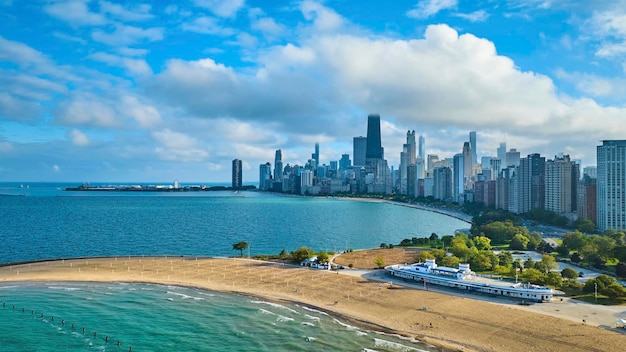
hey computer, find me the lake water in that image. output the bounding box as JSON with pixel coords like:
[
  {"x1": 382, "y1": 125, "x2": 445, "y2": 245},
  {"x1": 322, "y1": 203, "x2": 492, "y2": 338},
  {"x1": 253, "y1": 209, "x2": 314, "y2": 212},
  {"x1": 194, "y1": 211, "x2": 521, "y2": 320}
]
[{"x1": 0, "y1": 182, "x2": 467, "y2": 351}]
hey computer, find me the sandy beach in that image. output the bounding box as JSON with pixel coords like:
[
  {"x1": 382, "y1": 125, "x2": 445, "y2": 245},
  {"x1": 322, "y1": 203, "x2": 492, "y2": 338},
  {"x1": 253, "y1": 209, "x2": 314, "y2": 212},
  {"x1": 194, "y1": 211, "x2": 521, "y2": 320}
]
[{"x1": 1, "y1": 256, "x2": 624, "y2": 352}]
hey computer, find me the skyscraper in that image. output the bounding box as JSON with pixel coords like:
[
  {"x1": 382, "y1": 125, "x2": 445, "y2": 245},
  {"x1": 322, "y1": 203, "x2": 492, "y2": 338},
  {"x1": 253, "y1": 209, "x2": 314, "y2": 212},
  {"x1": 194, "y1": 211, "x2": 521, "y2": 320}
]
[
  {"x1": 365, "y1": 114, "x2": 383, "y2": 159},
  {"x1": 339, "y1": 154, "x2": 351, "y2": 170},
  {"x1": 259, "y1": 162, "x2": 272, "y2": 190},
  {"x1": 597, "y1": 140, "x2": 626, "y2": 230},
  {"x1": 497, "y1": 142, "x2": 506, "y2": 172},
  {"x1": 353, "y1": 136, "x2": 367, "y2": 167},
  {"x1": 274, "y1": 149, "x2": 283, "y2": 182},
  {"x1": 232, "y1": 159, "x2": 242, "y2": 189},
  {"x1": 519, "y1": 153, "x2": 545, "y2": 213},
  {"x1": 469, "y1": 131, "x2": 477, "y2": 166},
  {"x1": 506, "y1": 149, "x2": 521, "y2": 168},
  {"x1": 462, "y1": 142, "x2": 472, "y2": 190},
  {"x1": 312, "y1": 143, "x2": 320, "y2": 167},
  {"x1": 545, "y1": 155, "x2": 579, "y2": 215},
  {"x1": 453, "y1": 153, "x2": 464, "y2": 203},
  {"x1": 418, "y1": 135, "x2": 425, "y2": 159}
]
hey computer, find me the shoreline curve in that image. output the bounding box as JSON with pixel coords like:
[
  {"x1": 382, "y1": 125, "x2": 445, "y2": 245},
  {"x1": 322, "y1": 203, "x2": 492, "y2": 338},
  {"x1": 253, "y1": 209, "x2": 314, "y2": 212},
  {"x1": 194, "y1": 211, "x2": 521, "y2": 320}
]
[{"x1": 1, "y1": 256, "x2": 624, "y2": 352}]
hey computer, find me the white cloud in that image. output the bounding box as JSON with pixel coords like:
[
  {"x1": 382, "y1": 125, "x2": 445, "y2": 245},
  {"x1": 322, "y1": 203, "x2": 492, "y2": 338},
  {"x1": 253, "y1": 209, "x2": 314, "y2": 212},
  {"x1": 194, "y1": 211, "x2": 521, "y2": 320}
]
[
  {"x1": 0, "y1": 92, "x2": 42, "y2": 122},
  {"x1": 56, "y1": 96, "x2": 120, "y2": 128},
  {"x1": 193, "y1": 0, "x2": 245, "y2": 18},
  {"x1": 454, "y1": 10, "x2": 489, "y2": 23},
  {"x1": 117, "y1": 47, "x2": 149, "y2": 56},
  {"x1": 251, "y1": 17, "x2": 286, "y2": 40},
  {"x1": 406, "y1": 0, "x2": 457, "y2": 19},
  {"x1": 300, "y1": 1, "x2": 345, "y2": 32},
  {"x1": 68, "y1": 129, "x2": 90, "y2": 146},
  {"x1": 181, "y1": 16, "x2": 236, "y2": 35},
  {"x1": 99, "y1": 1, "x2": 153, "y2": 22},
  {"x1": 0, "y1": 36, "x2": 50, "y2": 68},
  {"x1": 92, "y1": 24, "x2": 163, "y2": 46},
  {"x1": 44, "y1": 0, "x2": 107, "y2": 26},
  {"x1": 53, "y1": 165, "x2": 61, "y2": 172},
  {"x1": 584, "y1": 3, "x2": 626, "y2": 59},
  {"x1": 152, "y1": 129, "x2": 209, "y2": 161},
  {"x1": 120, "y1": 96, "x2": 162, "y2": 128},
  {"x1": 88, "y1": 51, "x2": 152, "y2": 75}
]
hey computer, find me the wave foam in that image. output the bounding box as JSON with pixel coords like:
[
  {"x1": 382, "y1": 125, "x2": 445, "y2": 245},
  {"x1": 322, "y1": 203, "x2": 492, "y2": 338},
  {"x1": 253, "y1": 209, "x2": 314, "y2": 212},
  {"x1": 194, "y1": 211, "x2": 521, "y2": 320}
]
[
  {"x1": 166, "y1": 291, "x2": 204, "y2": 301},
  {"x1": 373, "y1": 338, "x2": 428, "y2": 352}
]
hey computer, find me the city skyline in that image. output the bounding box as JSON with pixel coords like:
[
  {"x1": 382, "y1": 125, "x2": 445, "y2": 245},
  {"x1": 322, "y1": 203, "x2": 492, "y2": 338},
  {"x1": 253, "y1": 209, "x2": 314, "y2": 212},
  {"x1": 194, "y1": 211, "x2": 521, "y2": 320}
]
[{"x1": 2, "y1": 1, "x2": 626, "y2": 182}]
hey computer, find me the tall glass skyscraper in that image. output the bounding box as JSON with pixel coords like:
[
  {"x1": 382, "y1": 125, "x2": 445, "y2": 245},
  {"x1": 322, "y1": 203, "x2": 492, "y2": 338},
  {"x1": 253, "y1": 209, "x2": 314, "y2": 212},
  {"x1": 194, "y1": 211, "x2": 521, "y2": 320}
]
[
  {"x1": 597, "y1": 140, "x2": 626, "y2": 230},
  {"x1": 274, "y1": 149, "x2": 283, "y2": 182},
  {"x1": 469, "y1": 131, "x2": 477, "y2": 166},
  {"x1": 353, "y1": 136, "x2": 367, "y2": 167},
  {"x1": 365, "y1": 114, "x2": 383, "y2": 159},
  {"x1": 232, "y1": 159, "x2": 242, "y2": 189}
]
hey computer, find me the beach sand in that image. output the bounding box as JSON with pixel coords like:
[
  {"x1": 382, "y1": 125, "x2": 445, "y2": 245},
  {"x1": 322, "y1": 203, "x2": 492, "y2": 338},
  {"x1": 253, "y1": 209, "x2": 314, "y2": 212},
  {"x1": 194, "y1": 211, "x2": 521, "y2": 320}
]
[{"x1": 1, "y1": 256, "x2": 624, "y2": 352}]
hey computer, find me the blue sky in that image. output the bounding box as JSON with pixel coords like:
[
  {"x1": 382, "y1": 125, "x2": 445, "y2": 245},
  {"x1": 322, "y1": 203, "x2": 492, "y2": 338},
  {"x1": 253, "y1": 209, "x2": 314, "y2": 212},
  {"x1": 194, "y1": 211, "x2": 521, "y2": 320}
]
[{"x1": 1, "y1": 0, "x2": 626, "y2": 183}]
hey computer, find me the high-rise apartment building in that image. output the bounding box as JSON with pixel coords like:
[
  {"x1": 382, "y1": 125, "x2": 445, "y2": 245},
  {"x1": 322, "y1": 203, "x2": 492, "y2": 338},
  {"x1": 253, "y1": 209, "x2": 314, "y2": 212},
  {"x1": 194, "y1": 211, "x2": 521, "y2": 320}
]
[
  {"x1": 453, "y1": 153, "x2": 464, "y2": 203},
  {"x1": 353, "y1": 136, "x2": 367, "y2": 167},
  {"x1": 469, "y1": 131, "x2": 477, "y2": 166},
  {"x1": 597, "y1": 140, "x2": 626, "y2": 230},
  {"x1": 418, "y1": 135, "x2": 425, "y2": 159},
  {"x1": 519, "y1": 153, "x2": 545, "y2": 213},
  {"x1": 274, "y1": 149, "x2": 283, "y2": 182},
  {"x1": 506, "y1": 149, "x2": 521, "y2": 168},
  {"x1": 578, "y1": 175, "x2": 597, "y2": 225},
  {"x1": 259, "y1": 162, "x2": 272, "y2": 190},
  {"x1": 427, "y1": 154, "x2": 439, "y2": 174},
  {"x1": 232, "y1": 159, "x2": 242, "y2": 189},
  {"x1": 544, "y1": 155, "x2": 579, "y2": 215},
  {"x1": 433, "y1": 166, "x2": 453, "y2": 202}
]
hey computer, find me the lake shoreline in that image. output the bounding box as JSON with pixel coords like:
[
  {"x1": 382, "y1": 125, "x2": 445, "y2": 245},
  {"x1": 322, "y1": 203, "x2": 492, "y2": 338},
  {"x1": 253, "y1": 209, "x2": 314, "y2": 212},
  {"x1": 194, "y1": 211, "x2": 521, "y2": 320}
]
[{"x1": 1, "y1": 256, "x2": 623, "y2": 352}]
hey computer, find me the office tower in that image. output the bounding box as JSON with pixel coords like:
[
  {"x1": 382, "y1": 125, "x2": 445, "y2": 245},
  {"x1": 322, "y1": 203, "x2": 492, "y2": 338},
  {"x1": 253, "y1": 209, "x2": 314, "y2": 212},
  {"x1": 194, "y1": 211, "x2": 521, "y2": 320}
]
[
  {"x1": 506, "y1": 149, "x2": 521, "y2": 168},
  {"x1": 597, "y1": 140, "x2": 626, "y2": 230},
  {"x1": 312, "y1": 143, "x2": 320, "y2": 167},
  {"x1": 339, "y1": 154, "x2": 351, "y2": 170},
  {"x1": 490, "y1": 158, "x2": 501, "y2": 181},
  {"x1": 497, "y1": 142, "x2": 506, "y2": 172},
  {"x1": 545, "y1": 155, "x2": 579, "y2": 214},
  {"x1": 577, "y1": 175, "x2": 597, "y2": 225},
  {"x1": 583, "y1": 166, "x2": 597, "y2": 179},
  {"x1": 274, "y1": 149, "x2": 283, "y2": 182},
  {"x1": 415, "y1": 157, "x2": 425, "y2": 179},
  {"x1": 427, "y1": 154, "x2": 439, "y2": 173},
  {"x1": 365, "y1": 114, "x2": 383, "y2": 159},
  {"x1": 330, "y1": 161, "x2": 338, "y2": 172},
  {"x1": 469, "y1": 131, "x2": 477, "y2": 165},
  {"x1": 400, "y1": 148, "x2": 408, "y2": 194},
  {"x1": 462, "y1": 142, "x2": 472, "y2": 190},
  {"x1": 353, "y1": 136, "x2": 367, "y2": 167},
  {"x1": 232, "y1": 159, "x2": 242, "y2": 189},
  {"x1": 259, "y1": 162, "x2": 272, "y2": 190},
  {"x1": 433, "y1": 166, "x2": 453, "y2": 202},
  {"x1": 418, "y1": 135, "x2": 425, "y2": 159},
  {"x1": 406, "y1": 131, "x2": 416, "y2": 165},
  {"x1": 453, "y1": 153, "x2": 464, "y2": 203},
  {"x1": 519, "y1": 153, "x2": 545, "y2": 213}
]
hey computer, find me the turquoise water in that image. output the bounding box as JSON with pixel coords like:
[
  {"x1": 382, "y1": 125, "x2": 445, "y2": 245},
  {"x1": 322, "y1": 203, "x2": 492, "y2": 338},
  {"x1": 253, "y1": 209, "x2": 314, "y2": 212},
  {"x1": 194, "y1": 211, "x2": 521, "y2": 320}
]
[
  {"x1": 0, "y1": 183, "x2": 468, "y2": 263},
  {"x1": 0, "y1": 282, "x2": 436, "y2": 351},
  {"x1": 0, "y1": 183, "x2": 465, "y2": 351}
]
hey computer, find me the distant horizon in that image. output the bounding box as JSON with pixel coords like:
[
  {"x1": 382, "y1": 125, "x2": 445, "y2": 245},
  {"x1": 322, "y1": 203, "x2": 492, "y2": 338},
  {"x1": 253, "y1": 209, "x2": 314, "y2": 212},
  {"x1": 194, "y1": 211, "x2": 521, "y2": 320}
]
[{"x1": 2, "y1": 1, "x2": 626, "y2": 181}]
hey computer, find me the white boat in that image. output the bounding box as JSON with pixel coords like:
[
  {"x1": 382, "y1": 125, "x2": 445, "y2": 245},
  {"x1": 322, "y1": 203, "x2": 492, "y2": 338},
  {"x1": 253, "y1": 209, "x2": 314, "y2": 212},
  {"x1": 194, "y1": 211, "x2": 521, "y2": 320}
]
[{"x1": 386, "y1": 259, "x2": 554, "y2": 302}]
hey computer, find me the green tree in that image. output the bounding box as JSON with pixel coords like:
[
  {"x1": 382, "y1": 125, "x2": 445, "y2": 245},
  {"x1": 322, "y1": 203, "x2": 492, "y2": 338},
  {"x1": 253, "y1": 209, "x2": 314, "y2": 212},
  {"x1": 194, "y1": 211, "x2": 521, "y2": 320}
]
[
  {"x1": 374, "y1": 256, "x2": 386, "y2": 269},
  {"x1": 592, "y1": 235, "x2": 616, "y2": 261},
  {"x1": 510, "y1": 234, "x2": 530, "y2": 250},
  {"x1": 232, "y1": 241, "x2": 249, "y2": 257},
  {"x1": 429, "y1": 233, "x2": 439, "y2": 242},
  {"x1": 520, "y1": 268, "x2": 546, "y2": 285},
  {"x1": 538, "y1": 254, "x2": 558, "y2": 274},
  {"x1": 473, "y1": 236, "x2": 492, "y2": 250},
  {"x1": 441, "y1": 255, "x2": 460, "y2": 268},
  {"x1": 574, "y1": 218, "x2": 595, "y2": 233},
  {"x1": 441, "y1": 235, "x2": 454, "y2": 247},
  {"x1": 497, "y1": 251, "x2": 513, "y2": 267},
  {"x1": 468, "y1": 251, "x2": 496, "y2": 272},
  {"x1": 561, "y1": 267, "x2": 579, "y2": 280},
  {"x1": 415, "y1": 251, "x2": 435, "y2": 262},
  {"x1": 562, "y1": 231, "x2": 586, "y2": 252},
  {"x1": 316, "y1": 252, "x2": 329, "y2": 264},
  {"x1": 603, "y1": 283, "x2": 626, "y2": 299},
  {"x1": 431, "y1": 248, "x2": 446, "y2": 262},
  {"x1": 524, "y1": 257, "x2": 535, "y2": 269},
  {"x1": 291, "y1": 246, "x2": 314, "y2": 263},
  {"x1": 544, "y1": 272, "x2": 563, "y2": 288}
]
